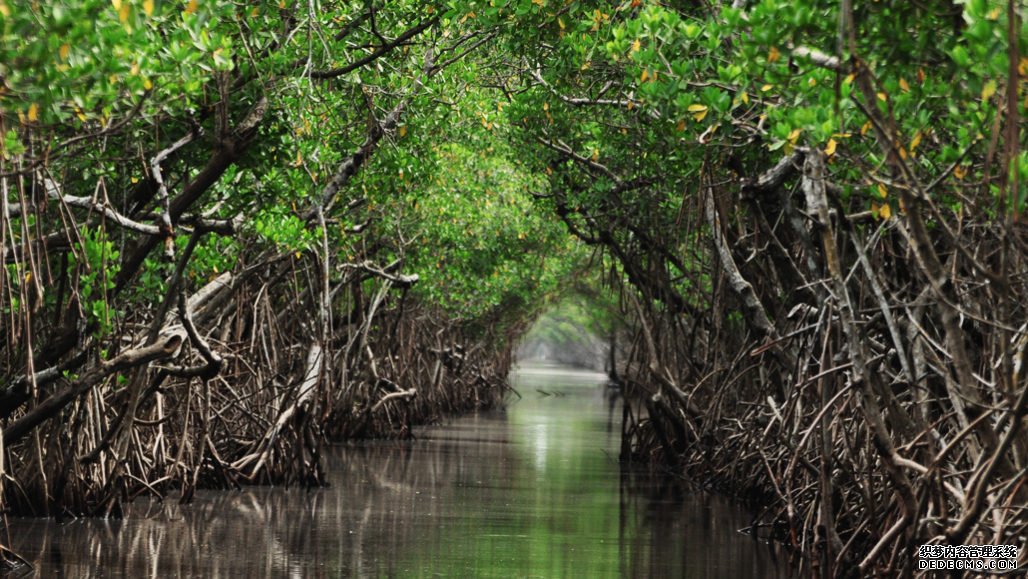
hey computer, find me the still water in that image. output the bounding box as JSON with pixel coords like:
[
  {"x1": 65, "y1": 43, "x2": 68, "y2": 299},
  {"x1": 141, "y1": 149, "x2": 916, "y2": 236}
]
[{"x1": 6, "y1": 363, "x2": 786, "y2": 578}]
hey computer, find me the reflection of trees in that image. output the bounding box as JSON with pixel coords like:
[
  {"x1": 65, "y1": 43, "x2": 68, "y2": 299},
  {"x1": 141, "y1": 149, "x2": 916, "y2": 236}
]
[
  {"x1": 9, "y1": 368, "x2": 784, "y2": 578},
  {"x1": 8, "y1": 418, "x2": 519, "y2": 579},
  {"x1": 12, "y1": 488, "x2": 325, "y2": 578},
  {"x1": 618, "y1": 470, "x2": 786, "y2": 579}
]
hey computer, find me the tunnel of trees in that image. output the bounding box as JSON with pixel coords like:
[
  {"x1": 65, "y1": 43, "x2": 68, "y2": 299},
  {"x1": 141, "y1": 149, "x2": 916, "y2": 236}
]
[{"x1": 1, "y1": 0, "x2": 1025, "y2": 576}]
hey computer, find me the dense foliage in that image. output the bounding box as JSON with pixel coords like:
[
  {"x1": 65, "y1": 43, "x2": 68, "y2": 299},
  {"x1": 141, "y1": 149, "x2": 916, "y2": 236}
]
[
  {"x1": 1, "y1": 0, "x2": 1025, "y2": 576},
  {"x1": 0, "y1": 0, "x2": 581, "y2": 525},
  {"x1": 489, "y1": 1, "x2": 1026, "y2": 576}
]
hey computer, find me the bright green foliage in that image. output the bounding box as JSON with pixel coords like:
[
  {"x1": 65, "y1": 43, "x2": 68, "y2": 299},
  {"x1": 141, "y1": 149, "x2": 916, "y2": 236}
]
[
  {"x1": 0, "y1": 0, "x2": 1025, "y2": 567},
  {"x1": 467, "y1": 3, "x2": 1027, "y2": 571},
  {"x1": 1, "y1": 0, "x2": 587, "y2": 342},
  {"x1": 401, "y1": 143, "x2": 578, "y2": 320},
  {"x1": 1, "y1": 1, "x2": 594, "y2": 520},
  {"x1": 68, "y1": 226, "x2": 120, "y2": 336},
  {"x1": 0, "y1": 0, "x2": 240, "y2": 127},
  {"x1": 473, "y1": 0, "x2": 1026, "y2": 324},
  {"x1": 2, "y1": 0, "x2": 1021, "y2": 361},
  {"x1": 506, "y1": 0, "x2": 1023, "y2": 216}
]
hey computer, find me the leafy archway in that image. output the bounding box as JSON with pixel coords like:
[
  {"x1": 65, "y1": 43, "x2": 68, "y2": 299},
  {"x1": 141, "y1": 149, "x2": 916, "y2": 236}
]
[{"x1": 2, "y1": 1, "x2": 1026, "y2": 575}]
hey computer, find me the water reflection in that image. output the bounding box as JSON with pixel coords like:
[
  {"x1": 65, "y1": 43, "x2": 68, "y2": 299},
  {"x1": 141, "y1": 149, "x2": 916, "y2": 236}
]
[{"x1": 6, "y1": 363, "x2": 785, "y2": 578}]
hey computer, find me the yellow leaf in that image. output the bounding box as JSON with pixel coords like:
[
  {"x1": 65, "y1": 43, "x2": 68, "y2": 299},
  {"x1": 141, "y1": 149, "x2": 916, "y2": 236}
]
[
  {"x1": 111, "y1": 0, "x2": 121, "y2": 9},
  {"x1": 143, "y1": 77, "x2": 153, "y2": 90},
  {"x1": 27, "y1": 103, "x2": 38, "y2": 122},
  {"x1": 143, "y1": 0, "x2": 154, "y2": 16},
  {"x1": 119, "y1": 2, "x2": 130, "y2": 23},
  {"x1": 0, "y1": 1, "x2": 9, "y2": 17},
  {"x1": 761, "y1": 84, "x2": 773, "y2": 92},
  {"x1": 981, "y1": 79, "x2": 997, "y2": 101},
  {"x1": 844, "y1": 73, "x2": 855, "y2": 85},
  {"x1": 688, "y1": 104, "x2": 708, "y2": 122},
  {"x1": 293, "y1": 150, "x2": 302, "y2": 166},
  {"x1": 591, "y1": 148, "x2": 599, "y2": 162},
  {"x1": 76, "y1": 108, "x2": 86, "y2": 122},
  {"x1": 740, "y1": 91, "x2": 749, "y2": 104},
  {"x1": 910, "y1": 130, "x2": 922, "y2": 152},
  {"x1": 768, "y1": 46, "x2": 780, "y2": 63},
  {"x1": 824, "y1": 138, "x2": 837, "y2": 156},
  {"x1": 898, "y1": 146, "x2": 907, "y2": 160},
  {"x1": 687, "y1": 104, "x2": 707, "y2": 113},
  {"x1": 558, "y1": 17, "x2": 565, "y2": 30},
  {"x1": 131, "y1": 176, "x2": 139, "y2": 184},
  {"x1": 953, "y1": 165, "x2": 967, "y2": 180},
  {"x1": 543, "y1": 101, "x2": 548, "y2": 111},
  {"x1": 787, "y1": 128, "x2": 801, "y2": 143},
  {"x1": 532, "y1": 0, "x2": 543, "y2": 5},
  {"x1": 59, "y1": 44, "x2": 70, "y2": 60},
  {"x1": 640, "y1": 70, "x2": 650, "y2": 83},
  {"x1": 460, "y1": 11, "x2": 475, "y2": 23},
  {"x1": 877, "y1": 92, "x2": 887, "y2": 102},
  {"x1": 631, "y1": 39, "x2": 641, "y2": 54},
  {"x1": 398, "y1": 125, "x2": 407, "y2": 137},
  {"x1": 861, "y1": 121, "x2": 872, "y2": 136},
  {"x1": 917, "y1": 68, "x2": 926, "y2": 82},
  {"x1": 986, "y1": 6, "x2": 1001, "y2": 19},
  {"x1": 899, "y1": 78, "x2": 910, "y2": 92},
  {"x1": 877, "y1": 183, "x2": 888, "y2": 198},
  {"x1": 808, "y1": 77, "x2": 817, "y2": 87},
  {"x1": 879, "y1": 203, "x2": 891, "y2": 219}
]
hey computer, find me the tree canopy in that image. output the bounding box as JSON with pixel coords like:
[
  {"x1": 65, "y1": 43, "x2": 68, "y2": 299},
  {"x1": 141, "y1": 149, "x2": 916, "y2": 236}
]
[{"x1": 1, "y1": 0, "x2": 1026, "y2": 575}]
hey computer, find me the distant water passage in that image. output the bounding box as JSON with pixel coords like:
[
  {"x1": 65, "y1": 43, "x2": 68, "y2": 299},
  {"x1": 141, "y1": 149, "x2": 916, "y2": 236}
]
[{"x1": 7, "y1": 363, "x2": 786, "y2": 578}]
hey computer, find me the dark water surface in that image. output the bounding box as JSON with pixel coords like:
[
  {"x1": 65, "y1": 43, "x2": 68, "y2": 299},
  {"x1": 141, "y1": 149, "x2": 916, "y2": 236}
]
[{"x1": 6, "y1": 363, "x2": 786, "y2": 578}]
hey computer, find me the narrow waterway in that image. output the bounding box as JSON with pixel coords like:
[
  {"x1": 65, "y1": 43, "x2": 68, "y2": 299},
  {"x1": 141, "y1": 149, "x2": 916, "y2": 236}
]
[{"x1": 6, "y1": 363, "x2": 786, "y2": 578}]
